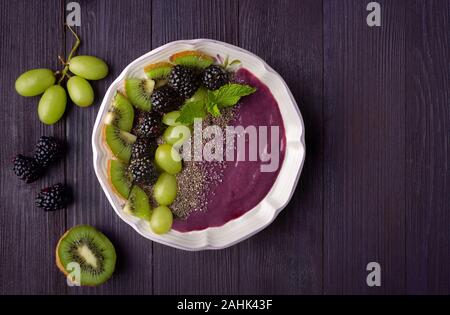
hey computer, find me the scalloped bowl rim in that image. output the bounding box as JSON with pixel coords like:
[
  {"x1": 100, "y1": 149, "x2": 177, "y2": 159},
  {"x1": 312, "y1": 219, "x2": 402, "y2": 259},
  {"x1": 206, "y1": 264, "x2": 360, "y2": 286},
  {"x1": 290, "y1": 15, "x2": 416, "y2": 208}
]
[{"x1": 92, "y1": 39, "x2": 306, "y2": 251}]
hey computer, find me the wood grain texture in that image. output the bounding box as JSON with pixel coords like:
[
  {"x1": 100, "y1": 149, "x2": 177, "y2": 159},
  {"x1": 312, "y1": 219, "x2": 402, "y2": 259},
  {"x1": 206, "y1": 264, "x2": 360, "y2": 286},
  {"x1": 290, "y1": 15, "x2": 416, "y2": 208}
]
[
  {"x1": 151, "y1": 0, "x2": 241, "y2": 295},
  {"x1": 63, "y1": 0, "x2": 154, "y2": 294},
  {"x1": 1, "y1": 0, "x2": 450, "y2": 295},
  {"x1": 237, "y1": 0, "x2": 323, "y2": 294},
  {"x1": 0, "y1": 0, "x2": 66, "y2": 295},
  {"x1": 405, "y1": 0, "x2": 450, "y2": 294},
  {"x1": 323, "y1": 0, "x2": 406, "y2": 294}
]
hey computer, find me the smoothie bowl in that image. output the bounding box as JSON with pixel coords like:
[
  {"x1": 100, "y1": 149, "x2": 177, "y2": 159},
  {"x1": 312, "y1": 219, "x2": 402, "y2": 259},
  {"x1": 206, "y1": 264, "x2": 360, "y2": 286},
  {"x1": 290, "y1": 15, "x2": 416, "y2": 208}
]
[{"x1": 92, "y1": 39, "x2": 305, "y2": 250}]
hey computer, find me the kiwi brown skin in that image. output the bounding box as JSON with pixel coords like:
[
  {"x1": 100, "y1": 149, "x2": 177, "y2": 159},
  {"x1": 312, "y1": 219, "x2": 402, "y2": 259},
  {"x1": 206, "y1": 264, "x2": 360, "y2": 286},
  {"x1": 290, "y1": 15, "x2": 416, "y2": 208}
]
[
  {"x1": 122, "y1": 81, "x2": 127, "y2": 95},
  {"x1": 143, "y1": 61, "x2": 173, "y2": 73},
  {"x1": 101, "y1": 125, "x2": 113, "y2": 156},
  {"x1": 55, "y1": 229, "x2": 70, "y2": 276}
]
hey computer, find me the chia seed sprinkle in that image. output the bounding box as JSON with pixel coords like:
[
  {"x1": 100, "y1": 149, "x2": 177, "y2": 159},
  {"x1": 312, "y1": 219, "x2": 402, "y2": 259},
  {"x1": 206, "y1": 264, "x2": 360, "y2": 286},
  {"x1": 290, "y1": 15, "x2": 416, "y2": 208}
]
[{"x1": 170, "y1": 107, "x2": 236, "y2": 219}]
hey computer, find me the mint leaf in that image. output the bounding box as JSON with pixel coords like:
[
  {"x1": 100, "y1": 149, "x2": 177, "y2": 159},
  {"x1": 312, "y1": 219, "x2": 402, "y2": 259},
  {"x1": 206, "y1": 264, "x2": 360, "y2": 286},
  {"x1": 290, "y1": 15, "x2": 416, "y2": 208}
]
[
  {"x1": 214, "y1": 83, "x2": 256, "y2": 107},
  {"x1": 176, "y1": 100, "x2": 206, "y2": 125},
  {"x1": 229, "y1": 59, "x2": 241, "y2": 66},
  {"x1": 223, "y1": 55, "x2": 229, "y2": 68},
  {"x1": 206, "y1": 101, "x2": 221, "y2": 117},
  {"x1": 176, "y1": 83, "x2": 256, "y2": 123},
  {"x1": 205, "y1": 91, "x2": 221, "y2": 117}
]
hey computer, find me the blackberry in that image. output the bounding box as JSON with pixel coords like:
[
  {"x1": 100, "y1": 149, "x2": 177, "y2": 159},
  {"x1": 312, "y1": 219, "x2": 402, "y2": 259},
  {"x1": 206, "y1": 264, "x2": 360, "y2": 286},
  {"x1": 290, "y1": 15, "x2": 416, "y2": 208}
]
[
  {"x1": 136, "y1": 113, "x2": 162, "y2": 139},
  {"x1": 151, "y1": 85, "x2": 183, "y2": 114},
  {"x1": 13, "y1": 154, "x2": 43, "y2": 183},
  {"x1": 34, "y1": 136, "x2": 64, "y2": 168},
  {"x1": 201, "y1": 65, "x2": 229, "y2": 90},
  {"x1": 131, "y1": 138, "x2": 156, "y2": 159},
  {"x1": 168, "y1": 65, "x2": 200, "y2": 98},
  {"x1": 128, "y1": 156, "x2": 158, "y2": 185},
  {"x1": 35, "y1": 183, "x2": 69, "y2": 211}
]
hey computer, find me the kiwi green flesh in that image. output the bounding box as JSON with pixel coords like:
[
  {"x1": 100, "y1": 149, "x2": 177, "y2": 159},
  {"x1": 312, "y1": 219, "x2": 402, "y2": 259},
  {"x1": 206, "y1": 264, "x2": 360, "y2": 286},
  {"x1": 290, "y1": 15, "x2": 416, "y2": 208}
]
[
  {"x1": 107, "y1": 93, "x2": 134, "y2": 132},
  {"x1": 105, "y1": 125, "x2": 136, "y2": 162},
  {"x1": 124, "y1": 186, "x2": 152, "y2": 221},
  {"x1": 57, "y1": 225, "x2": 116, "y2": 286},
  {"x1": 125, "y1": 78, "x2": 153, "y2": 111},
  {"x1": 145, "y1": 66, "x2": 172, "y2": 80},
  {"x1": 109, "y1": 160, "x2": 131, "y2": 199},
  {"x1": 172, "y1": 55, "x2": 213, "y2": 69}
]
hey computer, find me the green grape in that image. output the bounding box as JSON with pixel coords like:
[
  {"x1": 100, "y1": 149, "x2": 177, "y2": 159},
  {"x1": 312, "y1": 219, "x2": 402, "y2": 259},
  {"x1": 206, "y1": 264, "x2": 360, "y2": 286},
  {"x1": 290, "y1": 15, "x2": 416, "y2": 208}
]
[
  {"x1": 15, "y1": 68, "x2": 56, "y2": 97},
  {"x1": 162, "y1": 111, "x2": 182, "y2": 126},
  {"x1": 155, "y1": 144, "x2": 182, "y2": 175},
  {"x1": 153, "y1": 173, "x2": 177, "y2": 206},
  {"x1": 67, "y1": 75, "x2": 94, "y2": 107},
  {"x1": 69, "y1": 55, "x2": 108, "y2": 80},
  {"x1": 150, "y1": 205, "x2": 173, "y2": 234},
  {"x1": 163, "y1": 125, "x2": 191, "y2": 147},
  {"x1": 38, "y1": 85, "x2": 67, "y2": 125}
]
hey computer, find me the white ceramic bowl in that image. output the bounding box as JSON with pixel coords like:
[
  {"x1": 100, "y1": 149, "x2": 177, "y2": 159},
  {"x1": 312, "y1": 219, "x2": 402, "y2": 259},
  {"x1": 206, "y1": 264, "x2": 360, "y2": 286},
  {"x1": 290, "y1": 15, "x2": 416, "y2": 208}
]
[{"x1": 92, "y1": 39, "x2": 305, "y2": 251}]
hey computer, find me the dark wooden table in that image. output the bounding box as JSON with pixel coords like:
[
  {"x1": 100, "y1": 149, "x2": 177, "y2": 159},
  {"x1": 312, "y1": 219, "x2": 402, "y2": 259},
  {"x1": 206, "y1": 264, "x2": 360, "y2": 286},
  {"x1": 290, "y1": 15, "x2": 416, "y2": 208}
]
[{"x1": 1, "y1": 0, "x2": 449, "y2": 295}]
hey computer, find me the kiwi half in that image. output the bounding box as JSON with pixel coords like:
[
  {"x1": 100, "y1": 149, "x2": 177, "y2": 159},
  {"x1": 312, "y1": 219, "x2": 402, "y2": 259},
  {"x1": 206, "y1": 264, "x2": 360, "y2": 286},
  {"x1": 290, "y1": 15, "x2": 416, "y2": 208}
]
[
  {"x1": 56, "y1": 225, "x2": 116, "y2": 286},
  {"x1": 169, "y1": 50, "x2": 214, "y2": 69},
  {"x1": 144, "y1": 62, "x2": 173, "y2": 80},
  {"x1": 124, "y1": 78, "x2": 155, "y2": 111},
  {"x1": 108, "y1": 159, "x2": 131, "y2": 199},
  {"x1": 104, "y1": 92, "x2": 134, "y2": 132},
  {"x1": 123, "y1": 185, "x2": 152, "y2": 221},
  {"x1": 104, "y1": 125, "x2": 136, "y2": 162}
]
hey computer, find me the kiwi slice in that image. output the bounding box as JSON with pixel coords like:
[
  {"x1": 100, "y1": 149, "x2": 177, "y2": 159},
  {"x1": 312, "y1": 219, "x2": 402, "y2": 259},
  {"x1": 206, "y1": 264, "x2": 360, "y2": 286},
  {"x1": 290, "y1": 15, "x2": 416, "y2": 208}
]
[
  {"x1": 144, "y1": 62, "x2": 173, "y2": 80},
  {"x1": 123, "y1": 185, "x2": 152, "y2": 221},
  {"x1": 104, "y1": 92, "x2": 134, "y2": 132},
  {"x1": 56, "y1": 225, "x2": 116, "y2": 286},
  {"x1": 169, "y1": 50, "x2": 214, "y2": 69},
  {"x1": 108, "y1": 159, "x2": 131, "y2": 199},
  {"x1": 104, "y1": 125, "x2": 136, "y2": 162},
  {"x1": 124, "y1": 78, "x2": 155, "y2": 111}
]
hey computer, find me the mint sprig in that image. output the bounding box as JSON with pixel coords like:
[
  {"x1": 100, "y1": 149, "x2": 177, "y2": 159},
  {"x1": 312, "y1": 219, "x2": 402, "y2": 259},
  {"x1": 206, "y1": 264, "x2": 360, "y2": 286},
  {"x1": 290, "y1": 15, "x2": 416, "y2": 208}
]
[
  {"x1": 204, "y1": 89, "x2": 220, "y2": 117},
  {"x1": 206, "y1": 99, "x2": 221, "y2": 117},
  {"x1": 221, "y1": 55, "x2": 242, "y2": 69},
  {"x1": 176, "y1": 100, "x2": 206, "y2": 124},
  {"x1": 213, "y1": 83, "x2": 256, "y2": 107},
  {"x1": 176, "y1": 83, "x2": 256, "y2": 124}
]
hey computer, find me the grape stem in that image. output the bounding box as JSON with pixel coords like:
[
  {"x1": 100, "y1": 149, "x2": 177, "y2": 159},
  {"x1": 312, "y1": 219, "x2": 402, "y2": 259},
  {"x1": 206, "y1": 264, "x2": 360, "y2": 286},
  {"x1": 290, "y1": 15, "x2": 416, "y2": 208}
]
[
  {"x1": 58, "y1": 55, "x2": 67, "y2": 65},
  {"x1": 57, "y1": 24, "x2": 81, "y2": 84}
]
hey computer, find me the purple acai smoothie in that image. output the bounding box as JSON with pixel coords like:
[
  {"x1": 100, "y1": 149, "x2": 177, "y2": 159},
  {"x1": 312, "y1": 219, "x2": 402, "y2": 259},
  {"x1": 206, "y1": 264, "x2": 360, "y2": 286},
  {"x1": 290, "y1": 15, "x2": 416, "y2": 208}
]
[{"x1": 172, "y1": 68, "x2": 286, "y2": 232}]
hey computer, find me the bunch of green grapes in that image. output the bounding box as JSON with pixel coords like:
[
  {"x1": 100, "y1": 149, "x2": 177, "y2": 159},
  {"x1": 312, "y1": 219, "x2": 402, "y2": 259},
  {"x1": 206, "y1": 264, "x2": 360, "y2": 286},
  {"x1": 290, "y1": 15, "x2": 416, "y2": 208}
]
[{"x1": 14, "y1": 26, "x2": 108, "y2": 125}]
